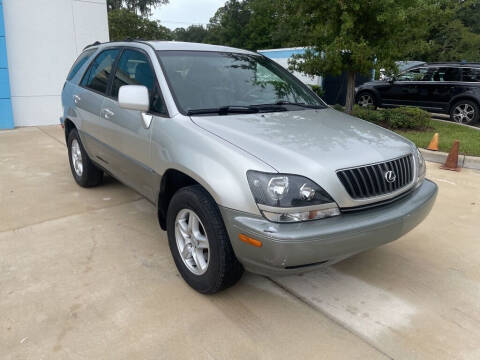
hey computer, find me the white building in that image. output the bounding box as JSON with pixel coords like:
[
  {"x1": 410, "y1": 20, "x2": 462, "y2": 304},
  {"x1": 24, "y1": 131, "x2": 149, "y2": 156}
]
[{"x1": 0, "y1": 0, "x2": 109, "y2": 129}]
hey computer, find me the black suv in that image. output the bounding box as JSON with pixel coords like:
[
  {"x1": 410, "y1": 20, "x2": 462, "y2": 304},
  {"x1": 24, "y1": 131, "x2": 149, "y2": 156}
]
[{"x1": 356, "y1": 63, "x2": 480, "y2": 124}]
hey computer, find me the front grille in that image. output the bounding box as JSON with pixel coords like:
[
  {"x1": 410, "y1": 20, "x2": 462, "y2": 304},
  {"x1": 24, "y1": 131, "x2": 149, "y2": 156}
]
[{"x1": 337, "y1": 154, "x2": 414, "y2": 199}]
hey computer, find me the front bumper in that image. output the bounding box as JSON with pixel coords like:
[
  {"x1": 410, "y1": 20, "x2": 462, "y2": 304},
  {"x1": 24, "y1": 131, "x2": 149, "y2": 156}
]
[{"x1": 220, "y1": 179, "x2": 437, "y2": 276}]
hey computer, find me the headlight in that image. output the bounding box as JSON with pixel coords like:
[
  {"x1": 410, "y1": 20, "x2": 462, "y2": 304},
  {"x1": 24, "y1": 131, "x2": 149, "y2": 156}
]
[
  {"x1": 415, "y1": 147, "x2": 426, "y2": 187},
  {"x1": 247, "y1": 171, "x2": 340, "y2": 223}
]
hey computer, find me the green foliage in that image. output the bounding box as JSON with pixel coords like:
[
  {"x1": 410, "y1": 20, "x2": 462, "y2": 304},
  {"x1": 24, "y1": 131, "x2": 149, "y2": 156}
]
[
  {"x1": 385, "y1": 107, "x2": 431, "y2": 130},
  {"x1": 287, "y1": 0, "x2": 445, "y2": 113},
  {"x1": 107, "y1": 0, "x2": 168, "y2": 16},
  {"x1": 397, "y1": 120, "x2": 480, "y2": 156},
  {"x1": 173, "y1": 26, "x2": 210, "y2": 43},
  {"x1": 310, "y1": 85, "x2": 324, "y2": 98},
  {"x1": 108, "y1": 9, "x2": 172, "y2": 41},
  {"x1": 352, "y1": 106, "x2": 431, "y2": 130}
]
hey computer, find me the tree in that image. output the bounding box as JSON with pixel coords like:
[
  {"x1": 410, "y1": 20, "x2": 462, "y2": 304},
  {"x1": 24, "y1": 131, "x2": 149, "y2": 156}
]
[
  {"x1": 107, "y1": 0, "x2": 169, "y2": 16},
  {"x1": 108, "y1": 8, "x2": 173, "y2": 41},
  {"x1": 288, "y1": 0, "x2": 442, "y2": 113},
  {"x1": 173, "y1": 25, "x2": 210, "y2": 43}
]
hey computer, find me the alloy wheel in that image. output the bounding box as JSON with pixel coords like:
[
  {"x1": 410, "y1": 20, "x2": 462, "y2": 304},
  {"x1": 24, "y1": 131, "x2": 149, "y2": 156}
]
[
  {"x1": 358, "y1": 94, "x2": 374, "y2": 107},
  {"x1": 71, "y1": 139, "x2": 83, "y2": 177},
  {"x1": 453, "y1": 103, "x2": 476, "y2": 124},
  {"x1": 175, "y1": 209, "x2": 210, "y2": 275}
]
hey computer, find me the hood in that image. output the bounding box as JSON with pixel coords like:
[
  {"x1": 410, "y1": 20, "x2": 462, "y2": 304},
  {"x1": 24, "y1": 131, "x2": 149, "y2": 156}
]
[{"x1": 190, "y1": 108, "x2": 414, "y2": 199}]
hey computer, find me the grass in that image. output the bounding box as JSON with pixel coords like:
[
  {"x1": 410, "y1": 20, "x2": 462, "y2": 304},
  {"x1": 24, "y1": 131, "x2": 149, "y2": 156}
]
[{"x1": 395, "y1": 120, "x2": 480, "y2": 157}]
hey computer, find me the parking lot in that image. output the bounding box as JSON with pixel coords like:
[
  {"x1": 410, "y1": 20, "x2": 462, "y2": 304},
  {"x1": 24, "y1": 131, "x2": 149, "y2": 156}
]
[{"x1": 2, "y1": 126, "x2": 480, "y2": 359}]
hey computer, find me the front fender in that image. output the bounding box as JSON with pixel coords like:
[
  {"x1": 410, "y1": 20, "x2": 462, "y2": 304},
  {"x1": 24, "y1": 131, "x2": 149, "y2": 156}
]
[{"x1": 151, "y1": 115, "x2": 276, "y2": 215}]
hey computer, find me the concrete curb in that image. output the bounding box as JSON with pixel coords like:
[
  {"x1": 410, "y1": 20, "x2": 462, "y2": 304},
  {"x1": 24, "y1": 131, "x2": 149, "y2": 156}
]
[{"x1": 420, "y1": 148, "x2": 480, "y2": 170}]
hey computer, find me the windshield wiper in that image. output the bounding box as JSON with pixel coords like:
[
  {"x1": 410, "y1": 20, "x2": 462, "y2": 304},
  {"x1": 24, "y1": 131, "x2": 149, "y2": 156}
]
[
  {"x1": 274, "y1": 101, "x2": 323, "y2": 109},
  {"x1": 187, "y1": 106, "x2": 259, "y2": 116}
]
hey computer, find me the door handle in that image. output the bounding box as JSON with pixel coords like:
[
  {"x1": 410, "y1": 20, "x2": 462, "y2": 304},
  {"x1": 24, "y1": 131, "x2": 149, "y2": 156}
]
[
  {"x1": 103, "y1": 108, "x2": 115, "y2": 119},
  {"x1": 73, "y1": 95, "x2": 81, "y2": 104}
]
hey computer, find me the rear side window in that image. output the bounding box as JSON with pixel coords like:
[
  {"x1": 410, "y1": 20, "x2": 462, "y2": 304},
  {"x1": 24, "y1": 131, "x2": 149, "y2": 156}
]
[
  {"x1": 431, "y1": 67, "x2": 461, "y2": 82},
  {"x1": 462, "y1": 68, "x2": 480, "y2": 82},
  {"x1": 67, "y1": 49, "x2": 95, "y2": 81},
  {"x1": 111, "y1": 49, "x2": 165, "y2": 114},
  {"x1": 81, "y1": 49, "x2": 120, "y2": 94}
]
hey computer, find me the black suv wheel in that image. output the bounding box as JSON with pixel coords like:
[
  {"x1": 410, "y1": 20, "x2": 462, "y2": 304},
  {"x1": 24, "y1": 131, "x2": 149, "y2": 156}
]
[{"x1": 450, "y1": 100, "x2": 479, "y2": 125}]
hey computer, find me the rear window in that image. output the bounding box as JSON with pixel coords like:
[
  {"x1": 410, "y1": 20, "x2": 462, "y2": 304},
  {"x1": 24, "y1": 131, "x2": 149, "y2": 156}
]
[{"x1": 67, "y1": 49, "x2": 95, "y2": 81}]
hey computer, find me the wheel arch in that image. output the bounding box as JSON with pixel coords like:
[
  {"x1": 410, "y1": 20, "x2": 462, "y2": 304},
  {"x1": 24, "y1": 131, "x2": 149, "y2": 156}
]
[
  {"x1": 157, "y1": 168, "x2": 217, "y2": 231},
  {"x1": 64, "y1": 118, "x2": 76, "y2": 143},
  {"x1": 449, "y1": 95, "x2": 480, "y2": 113}
]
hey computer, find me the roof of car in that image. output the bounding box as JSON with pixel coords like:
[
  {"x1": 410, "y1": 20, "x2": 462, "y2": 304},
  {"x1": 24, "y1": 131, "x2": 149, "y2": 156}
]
[
  {"x1": 424, "y1": 62, "x2": 480, "y2": 68},
  {"x1": 86, "y1": 40, "x2": 258, "y2": 56}
]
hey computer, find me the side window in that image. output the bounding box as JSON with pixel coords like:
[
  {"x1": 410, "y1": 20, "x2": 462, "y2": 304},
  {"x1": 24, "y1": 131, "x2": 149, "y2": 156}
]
[
  {"x1": 432, "y1": 67, "x2": 461, "y2": 82},
  {"x1": 67, "y1": 49, "x2": 95, "y2": 81},
  {"x1": 81, "y1": 49, "x2": 120, "y2": 94},
  {"x1": 111, "y1": 49, "x2": 164, "y2": 114},
  {"x1": 397, "y1": 68, "x2": 430, "y2": 81},
  {"x1": 462, "y1": 68, "x2": 480, "y2": 82}
]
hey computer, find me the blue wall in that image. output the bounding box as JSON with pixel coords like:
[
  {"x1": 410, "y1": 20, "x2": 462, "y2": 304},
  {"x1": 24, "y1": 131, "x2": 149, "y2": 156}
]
[{"x1": 0, "y1": 0, "x2": 14, "y2": 129}]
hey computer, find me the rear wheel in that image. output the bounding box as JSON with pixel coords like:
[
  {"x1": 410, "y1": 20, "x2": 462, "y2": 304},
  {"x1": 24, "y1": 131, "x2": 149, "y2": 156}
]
[
  {"x1": 356, "y1": 92, "x2": 376, "y2": 109},
  {"x1": 67, "y1": 129, "x2": 103, "y2": 187},
  {"x1": 167, "y1": 185, "x2": 243, "y2": 294},
  {"x1": 450, "y1": 100, "x2": 479, "y2": 125}
]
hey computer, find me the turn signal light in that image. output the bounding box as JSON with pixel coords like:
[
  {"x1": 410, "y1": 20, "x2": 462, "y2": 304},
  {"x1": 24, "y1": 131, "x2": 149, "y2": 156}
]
[{"x1": 239, "y1": 234, "x2": 262, "y2": 248}]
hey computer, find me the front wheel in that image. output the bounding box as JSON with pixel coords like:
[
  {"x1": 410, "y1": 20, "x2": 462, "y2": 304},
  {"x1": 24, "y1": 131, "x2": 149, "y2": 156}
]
[
  {"x1": 356, "y1": 92, "x2": 377, "y2": 109},
  {"x1": 450, "y1": 100, "x2": 479, "y2": 125},
  {"x1": 166, "y1": 185, "x2": 244, "y2": 294}
]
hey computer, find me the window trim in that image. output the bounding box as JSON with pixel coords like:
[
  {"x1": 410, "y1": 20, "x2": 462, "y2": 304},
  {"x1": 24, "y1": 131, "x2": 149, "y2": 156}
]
[{"x1": 108, "y1": 46, "x2": 169, "y2": 118}]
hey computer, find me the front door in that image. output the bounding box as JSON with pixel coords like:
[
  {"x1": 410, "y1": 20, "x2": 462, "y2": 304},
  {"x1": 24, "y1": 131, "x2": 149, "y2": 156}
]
[{"x1": 100, "y1": 48, "x2": 167, "y2": 201}]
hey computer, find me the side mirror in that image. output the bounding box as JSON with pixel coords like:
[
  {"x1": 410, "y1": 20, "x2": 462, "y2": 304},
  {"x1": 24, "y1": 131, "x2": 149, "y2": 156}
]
[
  {"x1": 388, "y1": 77, "x2": 396, "y2": 83},
  {"x1": 118, "y1": 85, "x2": 150, "y2": 112}
]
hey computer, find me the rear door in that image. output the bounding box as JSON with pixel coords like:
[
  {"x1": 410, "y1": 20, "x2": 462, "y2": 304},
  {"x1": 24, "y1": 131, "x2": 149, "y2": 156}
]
[
  {"x1": 100, "y1": 48, "x2": 168, "y2": 200},
  {"x1": 422, "y1": 67, "x2": 461, "y2": 112},
  {"x1": 76, "y1": 48, "x2": 120, "y2": 162},
  {"x1": 380, "y1": 67, "x2": 430, "y2": 106}
]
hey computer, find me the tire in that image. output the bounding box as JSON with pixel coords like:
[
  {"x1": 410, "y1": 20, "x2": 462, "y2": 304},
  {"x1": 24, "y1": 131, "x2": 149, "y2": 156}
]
[
  {"x1": 356, "y1": 91, "x2": 377, "y2": 109},
  {"x1": 450, "y1": 100, "x2": 479, "y2": 125},
  {"x1": 67, "y1": 128, "x2": 103, "y2": 187},
  {"x1": 167, "y1": 185, "x2": 244, "y2": 294}
]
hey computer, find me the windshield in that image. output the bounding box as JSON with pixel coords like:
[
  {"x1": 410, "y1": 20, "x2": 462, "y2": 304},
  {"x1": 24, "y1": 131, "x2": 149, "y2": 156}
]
[{"x1": 157, "y1": 50, "x2": 326, "y2": 115}]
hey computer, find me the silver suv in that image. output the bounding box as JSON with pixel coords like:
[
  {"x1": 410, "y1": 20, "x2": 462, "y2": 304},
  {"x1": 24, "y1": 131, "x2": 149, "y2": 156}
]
[{"x1": 61, "y1": 41, "x2": 438, "y2": 293}]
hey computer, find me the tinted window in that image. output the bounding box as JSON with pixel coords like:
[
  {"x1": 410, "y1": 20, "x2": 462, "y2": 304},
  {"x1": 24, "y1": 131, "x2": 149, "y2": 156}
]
[
  {"x1": 81, "y1": 49, "x2": 119, "y2": 94},
  {"x1": 67, "y1": 49, "x2": 95, "y2": 81},
  {"x1": 462, "y1": 68, "x2": 480, "y2": 82},
  {"x1": 111, "y1": 49, "x2": 164, "y2": 114},
  {"x1": 430, "y1": 67, "x2": 461, "y2": 82},
  {"x1": 157, "y1": 51, "x2": 324, "y2": 113},
  {"x1": 397, "y1": 68, "x2": 432, "y2": 81}
]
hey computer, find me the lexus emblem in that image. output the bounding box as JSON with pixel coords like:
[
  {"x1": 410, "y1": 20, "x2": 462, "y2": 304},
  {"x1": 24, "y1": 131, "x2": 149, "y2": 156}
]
[{"x1": 384, "y1": 170, "x2": 396, "y2": 183}]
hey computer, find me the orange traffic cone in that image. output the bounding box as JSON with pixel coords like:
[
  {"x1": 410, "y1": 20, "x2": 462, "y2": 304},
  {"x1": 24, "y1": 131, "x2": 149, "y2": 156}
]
[
  {"x1": 440, "y1": 140, "x2": 461, "y2": 171},
  {"x1": 427, "y1": 133, "x2": 439, "y2": 151}
]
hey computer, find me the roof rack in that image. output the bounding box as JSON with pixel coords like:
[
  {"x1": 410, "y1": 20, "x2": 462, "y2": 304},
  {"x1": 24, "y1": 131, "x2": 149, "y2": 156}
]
[
  {"x1": 426, "y1": 61, "x2": 480, "y2": 66},
  {"x1": 82, "y1": 38, "x2": 153, "y2": 51}
]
